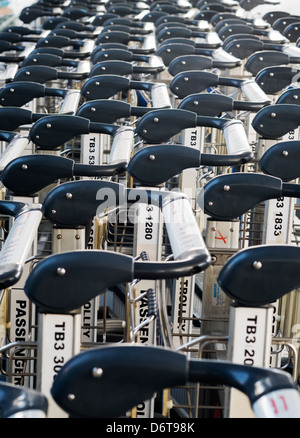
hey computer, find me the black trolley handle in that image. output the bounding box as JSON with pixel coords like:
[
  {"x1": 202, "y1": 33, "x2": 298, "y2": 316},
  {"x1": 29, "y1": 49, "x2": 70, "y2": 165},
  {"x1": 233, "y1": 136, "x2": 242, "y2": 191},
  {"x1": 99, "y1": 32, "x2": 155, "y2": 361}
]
[{"x1": 50, "y1": 343, "x2": 300, "y2": 418}]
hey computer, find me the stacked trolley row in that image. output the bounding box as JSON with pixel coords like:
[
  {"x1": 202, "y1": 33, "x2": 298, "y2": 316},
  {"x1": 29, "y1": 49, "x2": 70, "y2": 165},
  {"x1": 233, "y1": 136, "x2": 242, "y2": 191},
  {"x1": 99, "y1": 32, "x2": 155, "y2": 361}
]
[{"x1": 0, "y1": 0, "x2": 297, "y2": 419}]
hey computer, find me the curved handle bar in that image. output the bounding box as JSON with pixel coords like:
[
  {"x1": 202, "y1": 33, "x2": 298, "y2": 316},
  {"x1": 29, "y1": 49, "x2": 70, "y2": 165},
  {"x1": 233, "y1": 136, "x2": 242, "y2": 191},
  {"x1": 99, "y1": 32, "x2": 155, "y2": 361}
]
[
  {"x1": 197, "y1": 172, "x2": 300, "y2": 220},
  {"x1": 89, "y1": 59, "x2": 164, "y2": 76},
  {"x1": 91, "y1": 45, "x2": 152, "y2": 62},
  {"x1": 169, "y1": 70, "x2": 243, "y2": 99},
  {"x1": 178, "y1": 92, "x2": 269, "y2": 116},
  {"x1": 218, "y1": 244, "x2": 300, "y2": 306},
  {"x1": 13, "y1": 65, "x2": 89, "y2": 84},
  {"x1": 103, "y1": 24, "x2": 152, "y2": 36},
  {"x1": 30, "y1": 46, "x2": 90, "y2": 60},
  {"x1": 3, "y1": 25, "x2": 41, "y2": 36},
  {"x1": 168, "y1": 54, "x2": 213, "y2": 76},
  {"x1": 24, "y1": 250, "x2": 135, "y2": 313},
  {"x1": 35, "y1": 35, "x2": 83, "y2": 49},
  {"x1": 156, "y1": 42, "x2": 213, "y2": 66},
  {"x1": 135, "y1": 108, "x2": 252, "y2": 156},
  {"x1": 76, "y1": 99, "x2": 133, "y2": 123},
  {"x1": 156, "y1": 26, "x2": 206, "y2": 43},
  {"x1": 128, "y1": 143, "x2": 253, "y2": 185},
  {"x1": 76, "y1": 99, "x2": 160, "y2": 123},
  {"x1": 81, "y1": 74, "x2": 155, "y2": 100},
  {"x1": 29, "y1": 114, "x2": 119, "y2": 149},
  {"x1": 0, "y1": 81, "x2": 66, "y2": 108},
  {"x1": 96, "y1": 30, "x2": 145, "y2": 45},
  {"x1": 55, "y1": 20, "x2": 95, "y2": 32},
  {"x1": 21, "y1": 52, "x2": 78, "y2": 68},
  {"x1": 50, "y1": 344, "x2": 300, "y2": 418},
  {"x1": 19, "y1": 7, "x2": 60, "y2": 24},
  {"x1": 135, "y1": 108, "x2": 221, "y2": 143},
  {"x1": 168, "y1": 53, "x2": 242, "y2": 76}
]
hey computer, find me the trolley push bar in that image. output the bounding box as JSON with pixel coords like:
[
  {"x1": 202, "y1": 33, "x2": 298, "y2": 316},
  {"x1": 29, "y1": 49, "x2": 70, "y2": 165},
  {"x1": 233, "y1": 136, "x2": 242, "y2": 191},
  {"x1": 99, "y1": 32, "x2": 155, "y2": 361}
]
[
  {"x1": 128, "y1": 143, "x2": 253, "y2": 186},
  {"x1": 135, "y1": 108, "x2": 252, "y2": 153},
  {"x1": 252, "y1": 104, "x2": 300, "y2": 139},
  {"x1": 80, "y1": 74, "x2": 171, "y2": 103},
  {"x1": 88, "y1": 58, "x2": 165, "y2": 76},
  {"x1": 100, "y1": 24, "x2": 153, "y2": 36},
  {"x1": 12, "y1": 64, "x2": 91, "y2": 84},
  {"x1": 47, "y1": 27, "x2": 101, "y2": 41},
  {"x1": 76, "y1": 98, "x2": 172, "y2": 124},
  {"x1": 91, "y1": 37, "x2": 158, "y2": 59},
  {"x1": 155, "y1": 25, "x2": 221, "y2": 45},
  {"x1": 0, "y1": 381, "x2": 48, "y2": 418},
  {"x1": 156, "y1": 41, "x2": 242, "y2": 66},
  {"x1": 177, "y1": 92, "x2": 271, "y2": 116},
  {"x1": 21, "y1": 52, "x2": 84, "y2": 68},
  {"x1": 35, "y1": 34, "x2": 93, "y2": 52},
  {"x1": 19, "y1": 6, "x2": 62, "y2": 24},
  {"x1": 0, "y1": 200, "x2": 43, "y2": 290},
  {"x1": 218, "y1": 244, "x2": 300, "y2": 307},
  {"x1": 100, "y1": 16, "x2": 155, "y2": 30},
  {"x1": 197, "y1": 171, "x2": 300, "y2": 221},
  {"x1": 1, "y1": 126, "x2": 133, "y2": 196},
  {"x1": 169, "y1": 70, "x2": 271, "y2": 102},
  {"x1": 50, "y1": 343, "x2": 300, "y2": 418},
  {"x1": 46, "y1": 18, "x2": 99, "y2": 33},
  {"x1": 3, "y1": 25, "x2": 42, "y2": 36},
  {"x1": 0, "y1": 81, "x2": 81, "y2": 111},
  {"x1": 167, "y1": 53, "x2": 242, "y2": 76},
  {"x1": 95, "y1": 30, "x2": 148, "y2": 45},
  {"x1": 28, "y1": 114, "x2": 121, "y2": 149},
  {"x1": 24, "y1": 181, "x2": 211, "y2": 313},
  {"x1": 90, "y1": 46, "x2": 158, "y2": 64},
  {"x1": 154, "y1": 20, "x2": 211, "y2": 38},
  {"x1": 28, "y1": 45, "x2": 94, "y2": 60}
]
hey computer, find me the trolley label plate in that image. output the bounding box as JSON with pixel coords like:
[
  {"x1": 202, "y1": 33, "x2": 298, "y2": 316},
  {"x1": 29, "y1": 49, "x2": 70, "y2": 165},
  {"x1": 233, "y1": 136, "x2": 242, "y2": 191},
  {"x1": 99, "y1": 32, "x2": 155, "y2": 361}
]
[{"x1": 40, "y1": 314, "x2": 75, "y2": 417}]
